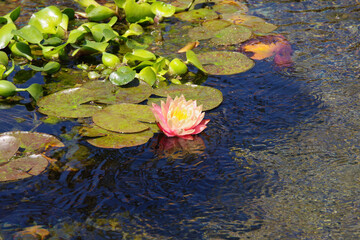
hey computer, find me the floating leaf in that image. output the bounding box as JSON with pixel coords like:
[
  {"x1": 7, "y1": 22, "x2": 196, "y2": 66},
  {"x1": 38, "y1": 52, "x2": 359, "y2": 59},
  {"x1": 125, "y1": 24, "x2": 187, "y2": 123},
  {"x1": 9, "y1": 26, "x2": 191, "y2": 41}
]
[
  {"x1": 26, "y1": 83, "x2": 43, "y2": 102},
  {"x1": 0, "y1": 131, "x2": 63, "y2": 182},
  {"x1": 151, "y1": 1, "x2": 176, "y2": 18},
  {"x1": 13, "y1": 225, "x2": 50, "y2": 240},
  {"x1": 82, "y1": 80, "x2": 152, "y2": 104},
  {"x1": 223, "y1": 13, "x2": 277, "y2": 34},
  {"x1": 10, "y1": 42, "x2": 33, "y2": 61},
  {"x1": 0, "y1": 23, "x2": 16, "y2": 49},
  {"x1": 124, "y1": 0, "x2": 155, "y2": 23},
  {"x1": 91, "y1": 23, "x2": 119, "y2": 42},
  {"x1": 0, "y1": 131, "x2": 64, "y2": 152},
  {"x1": 151, "y1": 84, "x2": 223, "y2": 111},
  {"x1": 92, "y1": 103, "x2": 156, "y2": 133},
  {"x1": 175, "y1": 8, "x2": 218, "y2": 22},
  {"x1": 210, "y1": 25, "x2": 251, "y2": 45},
  {"x1": 202, "y1": 19, "x2": 232, "y2": 31},
  {"x1": 188, "y1": 26, "x2": 216, "y2": 41},
  {"x1": 80, "y1": 125, "x2": 153, "y2": 149},
  {"x1": 0, "y1": 51, "x2": 8, "y2": 66},
  {"x1": 0, "y1": 154, "x2": 49, "y2": 182},
  {"x1": 12, "y1": 25, "x2": 43, "y2": 44},
  {"x1": 0, "y1": 135, "x2": 20, "y2": 163},
  {"x1": 178, "y1": 41, "x2": 199, "y2": 53},
  {"x1": 109, "y1": 66, "x2": 136, "y2": 86},
  {"x1": 28, "y1": 6, "x2": 63, "y2": 34},
  {"x1": 186, "y1": 50, "x2": 206, "y2": 72},
  {"x1": 137, "y1": 66, "x2": 157, "y2": 86},
  {"x1": 240, "y1": 34, "x2": 293, "y2": 66},
  {"x1": 122, "y1": 23, "x2": 144, "y2": 38},
  {"x1": 37, "y1": 87, "x2": 101, "y2": 118},
  {"x1": 86, "y1": 4, "x2": 115, "y2": 22},
  {"x1": 29, "y1": 61, "x2": 61, "y2": 74},
  {"x1": 197, "y1": 51, "x2": 254, "y2": 75}
]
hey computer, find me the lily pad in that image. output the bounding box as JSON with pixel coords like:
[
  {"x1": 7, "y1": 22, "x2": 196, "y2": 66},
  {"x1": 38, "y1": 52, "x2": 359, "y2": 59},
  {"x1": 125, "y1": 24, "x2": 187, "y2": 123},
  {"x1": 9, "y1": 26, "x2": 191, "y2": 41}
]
[
  {"x1": 210, "y1": 25, "x2": 252, "y2": 45},
  {"x1": 92, "y1": 103, "x2": 156, "y2": 133},
  {"x1": 82, "y1": 80, "x2": 152, "y2": 104},
  {"x1": 188, "y1": 26, "x2": 216, "y2": 41},
  {"x1": 37, "y1": 87, "x2": 101, "y2": 118},
  {"x1": 0, "y1": 135, "x2": 20, "y2": 163},
  {"x1": 0, "y1": 154, "x2": 49, "y2": 182},
  {"x1": 80, "y1": 125, "x2": 153, "y2": 149},
  {"x1": 0, "y1": 131, "x2": 64, "y2": 153},
  {"x1": 151, "y1": 84, "x2": 223, "y2": 111},
  {"x1": 197, "y1": 51, "x2": 254, "y2": 75},
  {"x1": 0, "y1": 131, "x2": 63, "y2": 182},
  {"x1": 202, "y1": 19, "x2": 232, "y2": 31},
  {"x1": 175, "y1": 8, "x2": 218, "y2": 22},
  {"x1": 223, "y1": 14, "x2": 277, "y2": 34}
]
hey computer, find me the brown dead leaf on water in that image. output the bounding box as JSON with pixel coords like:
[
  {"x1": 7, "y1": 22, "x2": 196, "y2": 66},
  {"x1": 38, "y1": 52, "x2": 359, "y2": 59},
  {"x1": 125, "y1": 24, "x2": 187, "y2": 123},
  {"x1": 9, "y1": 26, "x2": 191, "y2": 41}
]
[
  {"x1": 13, "y1": 225, "x2": 50, "y2": 240},
  {"x1": 177, "y1": 41, "x2": 200, "y2": 53}
]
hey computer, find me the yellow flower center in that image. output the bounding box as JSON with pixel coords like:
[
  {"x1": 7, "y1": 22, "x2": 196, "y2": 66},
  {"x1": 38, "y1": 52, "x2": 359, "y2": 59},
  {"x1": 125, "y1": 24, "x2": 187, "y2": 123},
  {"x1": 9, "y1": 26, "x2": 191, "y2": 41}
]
[{"x1": 172, "y1": 107, "x2": 188, "y2": 121}]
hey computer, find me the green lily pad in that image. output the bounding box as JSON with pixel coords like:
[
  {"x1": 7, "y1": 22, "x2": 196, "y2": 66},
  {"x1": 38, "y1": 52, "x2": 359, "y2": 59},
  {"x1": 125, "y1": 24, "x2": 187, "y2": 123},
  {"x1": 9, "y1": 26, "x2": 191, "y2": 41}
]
[
  {"x1": 223, "y1": 13, "x2": 277, "y2": 34},
  {"x1": 197, "y1": 51, "x2": 254, "y2": 75},
  {"x1": 80, "y1": 125, "x2": 153, "y2": 149},
  {"x1": 188, "y1": 26, "x2": 216, "y2": 41},
  {"x1": 92, "y1": 103, "x2": 156, "y2": 133},
  {"x1": 37, "y1": 87, "x2": 101, "y2": 118},
  {"x1": 82, "y1": 79, "x2": 152, "y2": 104},
  {"x1": 212, "y1": 2, "x2": 248, "y2": 14},
  {"x1": 210, "y1": 25, "x2": 252, "y2": 45},
  {"x1": 0, "y1": 154, "x2": 49, "y2": 182},
  {"x1": 151, "y1": 84, "x2": 223, "y2": 111},
  {"x1": 175, "y1": 8, "x2": 218, "y2": 22},
  {"x1": 202, "y1": 19, "x2": 232, "y2": 31},
  {"x1": 0, "y1": 135, "x2": 20, "y2": 163}
]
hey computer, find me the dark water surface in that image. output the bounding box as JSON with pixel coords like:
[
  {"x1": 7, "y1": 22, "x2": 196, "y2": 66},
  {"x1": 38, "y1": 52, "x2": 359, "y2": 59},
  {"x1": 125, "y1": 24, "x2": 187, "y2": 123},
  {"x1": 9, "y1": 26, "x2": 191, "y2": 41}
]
[{"x1": 1, "y1": 0, "x2": 360, "y2": 239}]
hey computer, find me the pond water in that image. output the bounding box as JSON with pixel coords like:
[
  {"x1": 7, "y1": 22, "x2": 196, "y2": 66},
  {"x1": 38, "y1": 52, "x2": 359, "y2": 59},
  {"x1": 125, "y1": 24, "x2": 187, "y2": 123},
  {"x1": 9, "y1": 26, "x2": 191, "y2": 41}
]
[{"x1": 1, "y1": 0, "x2": 360, "y2": 239}]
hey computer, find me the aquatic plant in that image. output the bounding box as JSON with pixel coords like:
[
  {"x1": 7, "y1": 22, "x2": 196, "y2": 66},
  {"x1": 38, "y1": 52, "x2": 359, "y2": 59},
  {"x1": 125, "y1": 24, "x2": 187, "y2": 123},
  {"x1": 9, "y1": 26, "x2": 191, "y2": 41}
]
[{"x1": 151, "y1": 95, "x2": 209, "y2": 139}]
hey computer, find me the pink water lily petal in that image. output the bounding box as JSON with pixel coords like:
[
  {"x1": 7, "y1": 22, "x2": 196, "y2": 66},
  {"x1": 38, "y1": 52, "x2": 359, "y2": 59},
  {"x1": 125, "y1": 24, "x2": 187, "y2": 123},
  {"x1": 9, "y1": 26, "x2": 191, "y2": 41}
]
[{"x1": 151, "y1": 95, "x2": 210, "y2": 139}]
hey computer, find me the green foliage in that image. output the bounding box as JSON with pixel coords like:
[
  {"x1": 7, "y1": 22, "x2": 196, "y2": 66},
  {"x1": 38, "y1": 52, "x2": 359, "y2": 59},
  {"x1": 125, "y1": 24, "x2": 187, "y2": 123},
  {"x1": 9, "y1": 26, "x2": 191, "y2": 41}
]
[{"x1": 0, "y1": 0, "x2": 279, "y2": 149}]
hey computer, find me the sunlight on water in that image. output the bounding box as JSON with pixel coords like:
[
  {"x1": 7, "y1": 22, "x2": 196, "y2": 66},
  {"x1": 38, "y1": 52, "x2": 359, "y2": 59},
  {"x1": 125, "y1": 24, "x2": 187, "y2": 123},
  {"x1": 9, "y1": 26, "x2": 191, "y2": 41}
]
[{"x1": 0, "y1": 0, "x2": 359, "y2": 239}]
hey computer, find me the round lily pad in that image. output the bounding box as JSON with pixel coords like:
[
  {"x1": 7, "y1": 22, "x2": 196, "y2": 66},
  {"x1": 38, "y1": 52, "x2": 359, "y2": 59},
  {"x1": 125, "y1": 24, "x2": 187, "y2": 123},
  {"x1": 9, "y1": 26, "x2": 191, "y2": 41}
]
[
  {"x1": 210, "y1": 25, "x2": 252, "y2": 45},
  {"x1": 188, "y1": 26, "x2": 216, "y2": 41},
  {"x1": 0, "y1": 131, "x2": 64, "y2": 153},
  {"x1": 0, "y1": 154, "x2": 49, "y2": 182},
  {"x1": 37, "y1": 88, "x2": 101, "y2": 118},
  {"x1": 0, "y1": 131, "x2": 63, "y2": 182},
  {"x1": 212, "y1": 2, "x2": 248, "y2": 14},
  {"x1": 80, "y1": 125, "x2": 153, "y2": 149},
  {"x1": 0, "y1": 135, "x2": 20, "y2": 163},
  {"x1": 92, "y1": 103, "x2": 156, "y2": 133},
  {"x1": 197, "y1": 51, "x2": 254, "y2": 75},
  {"x1": 223, "y1": 13, "x2": 277, "y2": 34},
  {"x1": 82, "y1": 80, "x2": 152, "y2": 104},
  {"x1": 175, "y1": 8, "x2": 218, "y2": 22},
  {"x1": 202, "y1": 19, "x2": 232, "y2": 31},
  {"x1": 151, "y1": 84, "x2": 223, "y2": 111}
]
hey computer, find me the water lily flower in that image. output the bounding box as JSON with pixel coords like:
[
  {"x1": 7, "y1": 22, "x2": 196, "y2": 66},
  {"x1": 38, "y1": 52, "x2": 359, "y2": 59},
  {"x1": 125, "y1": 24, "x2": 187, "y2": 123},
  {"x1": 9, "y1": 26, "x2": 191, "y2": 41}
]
[{"x1": 151, "y1": 95, "x2": 210, "y2": 139}]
